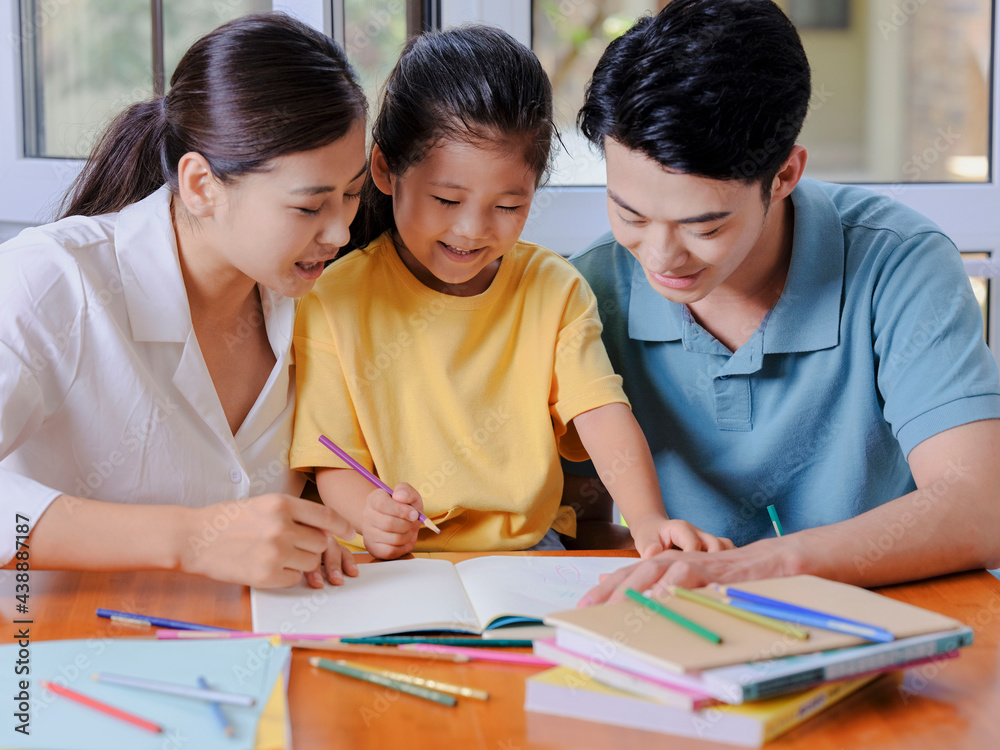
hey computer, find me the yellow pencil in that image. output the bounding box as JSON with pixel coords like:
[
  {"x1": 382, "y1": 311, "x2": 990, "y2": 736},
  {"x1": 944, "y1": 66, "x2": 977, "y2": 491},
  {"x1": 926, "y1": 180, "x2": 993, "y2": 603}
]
[
  {"x1": 337, "y1": 660, "x2": 489, "y2": 700},
  {"x1": 668, "y1": 586, "x2": 810, "y2": 640}
]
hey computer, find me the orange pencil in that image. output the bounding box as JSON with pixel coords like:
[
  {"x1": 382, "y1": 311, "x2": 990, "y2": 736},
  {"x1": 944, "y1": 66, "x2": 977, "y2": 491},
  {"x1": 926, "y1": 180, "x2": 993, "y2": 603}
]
[{"x1": 39, "y1": 680, "x2": 163, "y2": 734}]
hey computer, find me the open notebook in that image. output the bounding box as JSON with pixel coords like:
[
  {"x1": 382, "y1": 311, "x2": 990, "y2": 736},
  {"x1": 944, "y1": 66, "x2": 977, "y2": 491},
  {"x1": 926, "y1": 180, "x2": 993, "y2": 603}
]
[{"x1": 251, "y1": 555, "x2": 636, "y2": 637}]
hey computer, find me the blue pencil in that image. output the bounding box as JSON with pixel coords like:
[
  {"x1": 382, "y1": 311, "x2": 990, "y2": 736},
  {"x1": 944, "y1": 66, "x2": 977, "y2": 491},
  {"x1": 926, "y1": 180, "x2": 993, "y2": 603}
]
[
  {"x1": 96, "y1": 608, "x2": 236, "y2": 632},
  {"x1": 197, "y1": 676, "x2": 234, "y2": 737},
  {"x1": 715, "y1": 587, "x2": 895, "y2": 643}
]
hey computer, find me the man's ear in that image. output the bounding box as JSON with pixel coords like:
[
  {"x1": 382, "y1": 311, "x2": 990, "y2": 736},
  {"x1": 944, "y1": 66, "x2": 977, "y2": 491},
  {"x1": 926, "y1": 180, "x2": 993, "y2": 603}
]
[
  {"x1": 176, "y1": 152, "x2": 224, "y2": 218},
  {"x1": 370, "y1": 144, "x2": 395, "y2": 197},
  {"x1": 769, "y1": 145, "x2": 808, "y2": 205}
]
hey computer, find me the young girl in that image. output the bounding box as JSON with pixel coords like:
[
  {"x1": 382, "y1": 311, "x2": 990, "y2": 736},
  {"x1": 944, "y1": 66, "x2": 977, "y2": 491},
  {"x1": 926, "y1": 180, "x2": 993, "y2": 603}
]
[
  {"x1": 290, "y1": 26, "x2": 731, "y2": 559},
  {"x1": 1, "y1": 14, "x2": 365, "y2": 588}
]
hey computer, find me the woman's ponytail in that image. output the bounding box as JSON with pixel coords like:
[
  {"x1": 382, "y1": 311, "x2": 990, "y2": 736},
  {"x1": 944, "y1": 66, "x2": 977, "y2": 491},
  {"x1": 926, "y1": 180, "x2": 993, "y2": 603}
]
[
  {"x1": 60, "y1": 98, "x2": 168, "y2": 219},
  {"x1": 59, "y1": 13, "x2": 366, "y2": 220}
]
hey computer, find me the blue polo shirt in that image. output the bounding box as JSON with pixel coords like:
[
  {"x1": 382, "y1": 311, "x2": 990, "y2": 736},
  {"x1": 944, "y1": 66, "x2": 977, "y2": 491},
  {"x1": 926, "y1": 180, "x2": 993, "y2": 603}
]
[{"x1": 569, "y1": 179, "x2": 1000, "y2": 546}]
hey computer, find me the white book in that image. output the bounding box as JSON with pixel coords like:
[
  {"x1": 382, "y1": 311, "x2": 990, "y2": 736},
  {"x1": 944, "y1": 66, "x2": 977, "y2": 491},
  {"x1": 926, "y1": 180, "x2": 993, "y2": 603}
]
[
  {"x1": 532, "y1": 638, "x2": 717, "y2": 710},
  {"x1": 251, "y1": 555, "x2": 636, "y2": 637},
  {"x1": 555, "y1": 625, "x2": 973, "y2": 704},
  {"x1": 525, "y1": 666, "x2": 879, "y2": 747}
]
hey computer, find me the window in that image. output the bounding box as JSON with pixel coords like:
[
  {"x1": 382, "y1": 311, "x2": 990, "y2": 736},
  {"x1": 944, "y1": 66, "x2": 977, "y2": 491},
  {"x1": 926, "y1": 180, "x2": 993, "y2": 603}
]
[
  {"x1": 532, "y1": 0, "x2": 992, "y2": 187},
  {"x1": 20, "y1": 1, "x2": 269, "y2": 160},
  {"x1": 0, "y1": 0, "x2": 413, "y2": 226}
]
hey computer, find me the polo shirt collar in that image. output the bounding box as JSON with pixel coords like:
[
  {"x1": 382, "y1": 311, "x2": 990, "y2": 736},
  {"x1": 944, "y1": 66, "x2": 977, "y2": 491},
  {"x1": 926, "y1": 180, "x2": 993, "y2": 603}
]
[
  {"x1": 627, "y1": 178, "x2": 844, "y2": 355},
  {"x1": 762, "y1": 178, "x2": 843, "y2": 354}
]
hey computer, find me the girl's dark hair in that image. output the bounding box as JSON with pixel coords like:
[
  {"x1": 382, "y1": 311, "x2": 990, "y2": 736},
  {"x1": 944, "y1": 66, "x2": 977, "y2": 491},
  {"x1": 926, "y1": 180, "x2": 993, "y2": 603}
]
[
  {"x1": 578, "y1": 0, "x2": 811, "y2": 200},
  {"x1": 347, "y1": 25, "x2": 554, "y2": 252},
  {"x1": 61, "y1": 13, "x2": 366, "y2": 219}
]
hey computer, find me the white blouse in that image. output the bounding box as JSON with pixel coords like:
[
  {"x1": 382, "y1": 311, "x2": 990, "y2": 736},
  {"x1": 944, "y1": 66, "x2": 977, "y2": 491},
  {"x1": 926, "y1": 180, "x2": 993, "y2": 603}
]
[{"x1": 0, "y1": 186, "x2": 304, "y2": 563}]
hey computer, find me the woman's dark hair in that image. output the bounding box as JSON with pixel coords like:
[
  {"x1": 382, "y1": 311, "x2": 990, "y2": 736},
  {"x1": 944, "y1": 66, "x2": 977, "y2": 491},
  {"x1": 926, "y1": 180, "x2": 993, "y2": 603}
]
[
  {"x1": 347, "y1": 24, "x2": 555, "y2": 252},
  {"x1": 578, "y1": 0, "x2": 811, "y2": 200},
  {"x1": 61, "y1": 13, "x2": 366, "y2": 218}
]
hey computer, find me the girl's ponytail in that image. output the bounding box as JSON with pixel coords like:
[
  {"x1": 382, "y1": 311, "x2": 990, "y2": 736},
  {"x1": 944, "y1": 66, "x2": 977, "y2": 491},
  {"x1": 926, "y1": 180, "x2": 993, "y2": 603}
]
[{"x1": 61, "y1": 98, "x2": 168, "y2": 219}]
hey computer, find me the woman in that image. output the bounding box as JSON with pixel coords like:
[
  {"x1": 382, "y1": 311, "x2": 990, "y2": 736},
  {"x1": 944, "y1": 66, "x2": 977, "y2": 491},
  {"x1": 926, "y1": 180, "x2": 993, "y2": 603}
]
[{"x1": 1, "y1": 13, "x2": 367, "y2": 588}]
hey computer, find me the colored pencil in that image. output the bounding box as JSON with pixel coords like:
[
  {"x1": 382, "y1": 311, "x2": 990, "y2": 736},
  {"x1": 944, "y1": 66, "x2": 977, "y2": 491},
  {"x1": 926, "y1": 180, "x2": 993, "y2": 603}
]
[
  {"x1": 625, "y1": 588, "x2": 723, "y2": 644},
  {"x1": 713, "y1": 588, "x2": 895, "y2": 643},
  {"x1": 96, "y1": 608, "x2": 234, "y2": 632},
  {"x1": 39, "y1": 680, "x2": 162, "y2": 734},
  {"x1": 197, "y1": 676, "x2": 234, "y2": 737},
  {"x1": 766, "y1": 505, "x2": 785, "y2": 536},
  {"x1": 281, "y1": 639, "x2": 471, "y2": 662},
  {"x1": 309, "y1": 657, "x2": 456, "y2": 706},
  {"x1": 319, "y1": 435, "x2": 441, "y2": 534},
  {"x1": 668, "y1": 585, "x2": 810, "y2": 640},
  {"x1": 156, "y1": 630, "x2": 328, "y2": 640},
  {"x1": 92, "y1": 672, "x2": 256, "y2": 706},
  {"x1": 336, "y1": 661, "x2": 489, "y2": 700},
  {"x1": 400, "y1": 644, "x2": 555, "y2": 665},
  {"x1": 340, "y1": 636, "x2": 535, "y2": 647}
]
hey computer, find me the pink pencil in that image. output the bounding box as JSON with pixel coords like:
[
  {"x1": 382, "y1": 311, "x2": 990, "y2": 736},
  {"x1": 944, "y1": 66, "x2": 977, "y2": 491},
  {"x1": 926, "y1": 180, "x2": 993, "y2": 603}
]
[
  {"x1": 319, "y1": 435, "x2": 441, "y2": 534},
  {"x1": 39, "y1": 680, "x2": 163, "y2": 734},
  {"x1": 399, "y1": 644, "x2": 555, "y2": 665},
  {"x1": 155, "y1": 630, "x2": 338, "y2": 640}
]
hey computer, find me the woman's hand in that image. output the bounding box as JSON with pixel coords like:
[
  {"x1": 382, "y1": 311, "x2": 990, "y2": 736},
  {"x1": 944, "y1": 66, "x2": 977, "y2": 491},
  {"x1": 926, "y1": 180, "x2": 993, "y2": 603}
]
[
  {"x1": 179, "y1": 493, "x2": 354, "y2": 588},
  {"x1": 305, "y1": 534, "x2": 360, "y2": 588}
]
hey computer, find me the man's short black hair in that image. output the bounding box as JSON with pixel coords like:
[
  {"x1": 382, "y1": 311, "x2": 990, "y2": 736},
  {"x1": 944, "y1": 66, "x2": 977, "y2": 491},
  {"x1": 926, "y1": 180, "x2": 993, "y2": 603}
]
[{"x1": 579, "y1": 0, "x2": 812, "y2": 198}]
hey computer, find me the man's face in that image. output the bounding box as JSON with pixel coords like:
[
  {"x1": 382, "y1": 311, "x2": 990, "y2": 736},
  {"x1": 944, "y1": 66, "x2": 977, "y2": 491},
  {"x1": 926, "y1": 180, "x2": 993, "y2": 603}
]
[{"x1": 604, "y1": 138, "x2": 774, "y2": 305}]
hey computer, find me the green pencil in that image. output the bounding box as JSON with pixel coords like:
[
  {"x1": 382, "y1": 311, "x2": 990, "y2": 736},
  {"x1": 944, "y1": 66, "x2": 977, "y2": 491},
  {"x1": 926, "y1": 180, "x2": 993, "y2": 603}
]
[
  {"x1": 767, "y1": 504, "x2": 785, "y2": 536},
  {"x1": 625, "y1": 588, "x2": 722, "y2": 644},
  {"x1": 340, "y1": 636, "x2": 534, "y2": 647},
  {"x1": 309, "y1": 657, "x2": 457, "y2": 706},
  {"x1": 668, "y1": 585, "x2": 809, "y2": 640}
]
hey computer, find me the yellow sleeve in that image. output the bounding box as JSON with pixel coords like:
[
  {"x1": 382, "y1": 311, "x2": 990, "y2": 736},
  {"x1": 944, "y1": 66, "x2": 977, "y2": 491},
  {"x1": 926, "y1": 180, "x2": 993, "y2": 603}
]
[
  {"x1": 289, "y1": 289, "x2": 372, "y2": 474},
  {"x1": 549, "y1": 274, "x2": 630, "y2": 461}
]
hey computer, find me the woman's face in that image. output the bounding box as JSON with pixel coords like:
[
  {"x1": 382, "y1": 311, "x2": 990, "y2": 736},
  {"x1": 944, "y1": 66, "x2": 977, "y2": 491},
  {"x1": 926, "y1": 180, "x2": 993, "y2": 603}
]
[{"x1": 208, "y1": 119, "x2": 368, "y2": 299}]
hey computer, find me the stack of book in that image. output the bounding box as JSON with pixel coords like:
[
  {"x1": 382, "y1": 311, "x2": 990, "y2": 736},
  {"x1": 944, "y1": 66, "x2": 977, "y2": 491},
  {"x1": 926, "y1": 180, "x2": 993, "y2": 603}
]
[{"x1": 526, "y1": 575, "x2": 973, "y2": 746}]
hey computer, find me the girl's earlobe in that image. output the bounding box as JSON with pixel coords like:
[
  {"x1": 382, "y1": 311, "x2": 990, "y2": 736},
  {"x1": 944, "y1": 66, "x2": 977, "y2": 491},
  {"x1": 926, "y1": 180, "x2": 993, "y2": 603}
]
[{"x1": 369, "y1": 144, "x2": 395, "y2": 196}]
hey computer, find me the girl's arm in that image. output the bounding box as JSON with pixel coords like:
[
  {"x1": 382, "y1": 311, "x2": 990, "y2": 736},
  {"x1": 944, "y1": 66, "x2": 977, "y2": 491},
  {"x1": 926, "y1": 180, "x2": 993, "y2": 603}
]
[
  {"x1": 315, "y1": 467, "x2": 424, "y2": 560},
  {"x1": 14, "y1": 492, "x2": 355, "y2": 588},
  {"x1": 572, "y1": 403, "x2": 733, "y2": 556}
]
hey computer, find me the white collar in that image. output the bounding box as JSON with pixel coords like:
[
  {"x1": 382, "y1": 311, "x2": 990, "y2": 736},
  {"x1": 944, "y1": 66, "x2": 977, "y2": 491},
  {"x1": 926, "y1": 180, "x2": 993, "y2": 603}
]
[{"x1": 115, "y1": 185, "x2": 294, "y2": 353}]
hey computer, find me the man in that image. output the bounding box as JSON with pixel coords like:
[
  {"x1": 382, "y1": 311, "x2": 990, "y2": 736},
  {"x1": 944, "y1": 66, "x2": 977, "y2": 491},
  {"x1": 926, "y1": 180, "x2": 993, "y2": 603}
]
[{"x1": 567, "y1": 0, "x2": 1000, "y2": 605}]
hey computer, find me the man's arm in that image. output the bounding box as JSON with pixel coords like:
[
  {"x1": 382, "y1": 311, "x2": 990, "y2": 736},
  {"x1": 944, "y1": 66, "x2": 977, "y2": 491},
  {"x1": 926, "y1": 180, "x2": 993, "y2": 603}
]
[{"x1": 580, "y1": 419, "x2": 1000, "y2": 604}]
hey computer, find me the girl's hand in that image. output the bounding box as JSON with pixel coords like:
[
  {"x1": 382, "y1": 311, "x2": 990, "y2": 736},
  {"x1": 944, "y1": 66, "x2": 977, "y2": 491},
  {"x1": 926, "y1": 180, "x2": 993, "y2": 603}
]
[
  {"x1": 180, "y1": 494, "x2": 354, "y2": 588},
  {"x1": 361, "y1": 482, "x2": 424, "y2": 560},
  {"x1": 631, "y1": 518, "x2": 734, "y2": 559},
  {"x1": 305, "y1": 535, "x2": 360, "y2": 588}
]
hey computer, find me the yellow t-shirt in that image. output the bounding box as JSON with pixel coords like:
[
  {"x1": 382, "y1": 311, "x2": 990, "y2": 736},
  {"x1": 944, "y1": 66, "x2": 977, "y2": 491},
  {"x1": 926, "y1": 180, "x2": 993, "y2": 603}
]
[{"x1": 290, "y1": 233, "x2": 628, "y2": 551}]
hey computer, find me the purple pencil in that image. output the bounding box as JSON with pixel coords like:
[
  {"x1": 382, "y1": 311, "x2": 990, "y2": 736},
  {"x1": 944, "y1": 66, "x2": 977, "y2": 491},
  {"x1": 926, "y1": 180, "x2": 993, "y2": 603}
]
[{"x1": 318, "y1": 435, "x2": 441, "y2": 534}]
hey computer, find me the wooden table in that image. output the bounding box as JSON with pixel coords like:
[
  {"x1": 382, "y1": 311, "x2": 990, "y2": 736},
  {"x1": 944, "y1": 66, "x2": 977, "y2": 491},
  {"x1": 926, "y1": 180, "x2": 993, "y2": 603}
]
[{"x1": 3, "y1": 556, "x2": 999, "y2": 749}]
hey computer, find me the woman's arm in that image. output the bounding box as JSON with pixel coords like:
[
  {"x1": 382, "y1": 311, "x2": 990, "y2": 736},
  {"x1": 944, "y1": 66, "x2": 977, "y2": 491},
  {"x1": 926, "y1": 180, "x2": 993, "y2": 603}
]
[{"x1": 16, "y1": 492, "x2": 354, "y2": 588}]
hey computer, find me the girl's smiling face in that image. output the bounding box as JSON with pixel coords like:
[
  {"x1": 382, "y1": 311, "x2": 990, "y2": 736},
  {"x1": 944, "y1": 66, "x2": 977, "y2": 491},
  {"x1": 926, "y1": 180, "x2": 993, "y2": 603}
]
[{"x1": 372, "y1": 136, "x2": 538, "y2": 297}]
